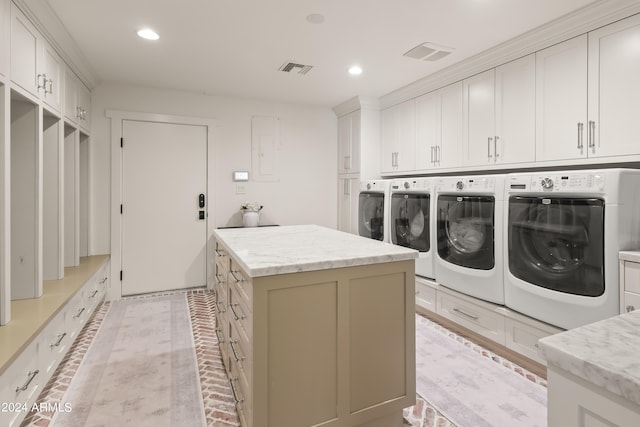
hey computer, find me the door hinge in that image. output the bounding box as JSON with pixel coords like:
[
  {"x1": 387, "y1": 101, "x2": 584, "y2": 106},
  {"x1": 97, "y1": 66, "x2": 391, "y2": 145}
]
[
  {"x1": 120, "y1": 270, "x2": 123, "y2": 281},
  {"x1": 120, "y1": 204, "x2": 123, "y2": 214},
  {"x1": 120, "y1": 137, "x2": 123, "y2": 148}
]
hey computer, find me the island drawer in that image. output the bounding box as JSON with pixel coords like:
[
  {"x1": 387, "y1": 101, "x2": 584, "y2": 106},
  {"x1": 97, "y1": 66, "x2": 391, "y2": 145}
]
[
  {"x1": 228, "y1": 285, "x2": 252, "y2": 342},
  {"x1": 229, "y1": 259, "x2": 253, "y2": 304},
  {"x1": 228, "y1": 317, "x2": 252, "y2": 384}
]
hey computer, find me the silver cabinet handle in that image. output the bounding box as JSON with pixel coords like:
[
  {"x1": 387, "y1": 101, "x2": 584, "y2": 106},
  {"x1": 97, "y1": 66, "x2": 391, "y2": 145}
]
[
  {"x1": 487, "y1": 137, "x2": 493, "y2": 160},
  {"x1": 229, "y1": 339, "x2": 245, "y2": 362},
  {"x1": 229, "y1": 270, "x2": 244, "y2": 284},
  {"x1": 627, "y1": 305, "x2": 636, "y2": 312},
  {"x1": 494, "y1": 136, "x2": 499, "y2": 161},
  {"x1": 16, "y1": 370, "x2": 39, "y2": 394},
  {"x1": 229, "y1": 303, "x2": 246, "y2": 321},
  {"x1": 453, "y1": 307, "x2": 479, "y2": 321},
  {"x1": 50, "y1": 332, "x2": 67, "y2": 349},
  {"x1": 215, "y1": 299, "x2": 226, "y2": 314},
  {"x1": 89, "y1": 289, "x2": 99, "y2": 298},
  {"x1": 37, "y1": 74, "x2": 46, "y2": 92},
  {"x1": 436, "y1": 146, "x2": 441, "y2": 164},
  {"x1": 214, "y1": 249, "x2": 226, "y2": 257},
  {"x1": 577, "y1": 122, "x2": 584, "y2": 150},
  {"x1": 588, "y1": 120, "x2": 596, "y2": 149},
  {"x1": 344, "y1": 155, "x2": 351, "y2": 170},
  {"x1": 215, "y1": 327, "x2": 225, "y2": 344},
  {"x1": 73, "y1": 307, "x2": 85, "y2": 319},
  {"x1": 99, "y1": 277, "x2": 108, "y2": 284},
  {"x1": 430, "y1": 146, "x2": 434, "y2": 164},
  {"x1": 343, "y1": 179, "x2": 350, "y2": 196},
  {"x1": 229, "y1": 377, "x2": 244, "y2": 405}
]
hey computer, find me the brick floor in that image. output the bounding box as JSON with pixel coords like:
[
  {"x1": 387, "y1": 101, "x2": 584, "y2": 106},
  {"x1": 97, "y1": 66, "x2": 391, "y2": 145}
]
[{"x1": 21, "y1": 290, "x2": 545, "y2": 427}]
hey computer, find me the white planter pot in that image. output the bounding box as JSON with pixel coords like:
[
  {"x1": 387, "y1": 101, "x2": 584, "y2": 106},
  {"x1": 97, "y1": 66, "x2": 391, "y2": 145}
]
[{"x1": 243, "y1": 211, "x2": 260, "y2": 227}]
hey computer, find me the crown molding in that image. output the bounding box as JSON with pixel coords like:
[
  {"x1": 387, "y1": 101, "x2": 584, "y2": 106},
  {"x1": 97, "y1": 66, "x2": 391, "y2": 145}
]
[
  {"x1": 380, "y1": 0, "x2": 640, "y2": 109},
  {"x1": 13, "y1": 0, "x2": 100, "y2": 90},
  {"x1": 332, "y1": 96, "x2": 380, "y2": 117}
]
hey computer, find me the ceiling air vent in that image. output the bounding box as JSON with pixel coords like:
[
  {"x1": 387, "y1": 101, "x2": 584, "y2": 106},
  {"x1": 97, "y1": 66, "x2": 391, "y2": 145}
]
[
  {"x1": 278, "y1": 61, "x2": 313, "y2": 75},
  {"x1": 403, "y1": 42, "x2": 454, "y2": 62}
]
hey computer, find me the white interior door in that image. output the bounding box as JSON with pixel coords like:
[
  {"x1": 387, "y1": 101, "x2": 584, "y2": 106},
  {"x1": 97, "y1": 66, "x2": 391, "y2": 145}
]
[{"x1": 121, "y1": 120, "x2": 207, "y2": 296}]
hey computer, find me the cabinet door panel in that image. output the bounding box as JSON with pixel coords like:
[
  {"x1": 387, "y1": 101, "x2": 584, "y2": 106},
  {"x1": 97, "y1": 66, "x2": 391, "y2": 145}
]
[
  {"x1": 10, "y1": 4, "x2": 40, "y2": 97},
  {"x1": 380, "y1": 100, "x2": 415, "y2": 173},
  {"x1": 438, "y1": 82, "x2": 463, "y2": 169},
  {"x1": 463, "y1": 69, "x2": 495, "y2": 166},
  {"x1": 0, "y1": 0, "x2": 9, "y2": 77},
  {"x1": 337, "y1": 176, "x2": 358, "y2": 235},
  {"x1": 535, "y1": 35, "x2": 588, "y2": 162},
  {"x1": 495, "y1": 54, "x2": 536, "y2": 164},
  {"x1": 589, "y1": 14, "x2": 640, "y2": 158},
  {"x1": 42, "y1": 42, "x2": 62, "y2": 112},
  {"x1": 415, "y1": 91, "x2": 438, "y2": 170}
]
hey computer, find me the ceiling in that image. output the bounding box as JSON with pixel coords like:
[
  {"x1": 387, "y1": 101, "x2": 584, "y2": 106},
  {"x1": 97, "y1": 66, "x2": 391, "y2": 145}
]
[{"x1": 44, "y1": 0, "x2": 599, "y2": 108}]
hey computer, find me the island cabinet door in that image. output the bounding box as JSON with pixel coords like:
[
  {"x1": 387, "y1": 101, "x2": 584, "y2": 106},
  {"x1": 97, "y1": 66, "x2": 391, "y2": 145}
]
[{"x1": 251, "y1": 260, "x2": 415, "y2": 427}]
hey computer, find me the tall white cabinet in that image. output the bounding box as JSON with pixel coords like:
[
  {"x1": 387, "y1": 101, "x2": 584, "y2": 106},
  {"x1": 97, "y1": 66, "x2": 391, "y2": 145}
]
[
  {"x1": 380, "y1": 99, "x2": 415, "y2": 173},
  {"x1": 334, "y1": 97, "x2": 380, "y2": 235}
]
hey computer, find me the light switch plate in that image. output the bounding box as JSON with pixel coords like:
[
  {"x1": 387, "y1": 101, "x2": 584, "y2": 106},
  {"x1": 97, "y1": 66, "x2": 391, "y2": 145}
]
[{"x1": 236, "y1": 184, "x2": 247, "y2": 195}]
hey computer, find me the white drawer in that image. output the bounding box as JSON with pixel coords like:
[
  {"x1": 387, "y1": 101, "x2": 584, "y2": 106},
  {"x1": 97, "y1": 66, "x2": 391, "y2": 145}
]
[
  {"x1": 415, "y1": 279, "x2": 436, "y2": 313},
  {"x1": 0, "y1": 341, "x2": 41, "y2": 427},
  {"x1": 437, "y1": 291, "x2": 505, "y2": 345},
  {"x1": 66, "y1": 288, "x2": 89, "y2": 340},
  {"x1": 623, "y1": 261, "x2": 640, "y2": 294},
  {"x1": 39, "y1": 310, "x2": 69, "y2": 381},
  {"x1": 623, "y1": 291, "x2": 640, "y2": 313},
  {"x1": 505, "y1": 317, "x2": 557, "y2": 365}
]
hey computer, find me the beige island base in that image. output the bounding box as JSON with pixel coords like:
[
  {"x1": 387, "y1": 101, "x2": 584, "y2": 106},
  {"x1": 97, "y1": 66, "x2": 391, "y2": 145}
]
[{"x1": 213, "y1": 225, "x2": 417, "y2": 427}]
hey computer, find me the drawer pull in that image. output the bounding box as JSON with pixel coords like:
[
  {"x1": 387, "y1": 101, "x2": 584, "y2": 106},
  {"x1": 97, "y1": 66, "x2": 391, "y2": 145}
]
[
  {"x1": 50, "y1": 332, "x2": 67, "y2": 349},
  {"x1": 215, "y1": 300, "x2": 226, "y2": 314},
  {"x1": 453, "y1": 307, "x2": 479, "y2": 321},
  {"x1": 16, "y1": 370, "x2": 39, "y2": 394},
  {"x1": 89, "y1": 289, "x2": 99, "y2": 298},
  {"x1": 215, "y1": 249, "x2": 226, "y2": 257},
  {"x1": 627, "y1": 305, "x2": 636, "y2": 312},
  {"x1": 229, "y1": 270, "x2": 245, "y2": 284},
  {"x1": 229, "y1": 377, "x2": 245, "y2": 405},
  {"x1": 215, "y1": 327, "x2": 225, "y2": 344},
  {"x1": 229, "y1": 339, "x2": 245, "y2": 362},
  {"x1": 215, "y1": 274, "x2": 225, "y2": 284},
  {"x1": 73, "y1": 307, "x2": 86, "y2": 319},
  {"x1": 99, "y1": 277, "x2": 108, "y2": 284},
  {"x1": 229, "y1": 303, "x2": 246, "y2": 321}
]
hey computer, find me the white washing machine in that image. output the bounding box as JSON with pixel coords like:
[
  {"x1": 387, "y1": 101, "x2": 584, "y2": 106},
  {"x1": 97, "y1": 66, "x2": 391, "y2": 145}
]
[
  {"x1": 504, "y1": 168, "x2": 640, "y2": 330},
  {"x1": 388, "y1": 178, "x2": 435, "y2": 279},
  {"x1": 358, "y1": 180, "x2": 389, "y2": 242},
  {"x1": 435, "y1": 174, "x2": 506, "y2": 304}
]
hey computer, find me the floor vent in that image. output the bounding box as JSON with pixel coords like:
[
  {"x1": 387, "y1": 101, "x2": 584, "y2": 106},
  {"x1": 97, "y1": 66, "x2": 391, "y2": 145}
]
[
  {"x1": 278, "y1": 61, "x2": 313, "y2": 75},
  {"x1": 403, "y1": 42, "x2": 454, "y2": 62}
]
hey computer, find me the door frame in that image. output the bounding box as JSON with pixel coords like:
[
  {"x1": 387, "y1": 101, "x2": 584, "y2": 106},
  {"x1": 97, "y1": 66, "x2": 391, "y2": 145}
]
[{"x1": 107, "y1": 110, "x2": 218, "y2": 300}]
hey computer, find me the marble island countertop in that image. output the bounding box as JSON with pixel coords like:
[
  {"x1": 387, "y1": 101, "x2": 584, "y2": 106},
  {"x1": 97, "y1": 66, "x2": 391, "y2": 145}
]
[
  {"x1": 538, "y1": 310, "x2": 640, "y2": 406},
  {"x1": 620, "y1": 250, "x2": 640, "y2": 263},
  {"x1": 213, "y1": 224, "x2": 418, "y2": 277}
]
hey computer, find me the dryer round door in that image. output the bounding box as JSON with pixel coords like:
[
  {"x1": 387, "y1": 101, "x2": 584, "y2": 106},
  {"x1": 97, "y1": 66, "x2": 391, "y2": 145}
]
[
  {"x1": 508, "y1": 196, "x2": 605, "y2": 296},
  {"x1": 437, "y1": 195, "x2": 495, "y2": 270},
  {"x1": 390, "y1": 193, "x2": 430, "y2": 251},
  {"x1": 358, "y1": 191, "x2": 384, "y2": 240}
]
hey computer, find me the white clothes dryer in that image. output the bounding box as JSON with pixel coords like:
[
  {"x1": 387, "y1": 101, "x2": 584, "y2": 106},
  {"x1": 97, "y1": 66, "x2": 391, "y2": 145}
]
[
  {"x1": 504, "y1": 168, "x2": 640, "y2": 330},
  {"x1": 435, "y1": 174, "x2": 506, "y2": 304},
  {"x1": 388, "y1": 178, "x2": 435, "y2": 279},
  {"x1": 358, "y1": 180, "x2": 390, "y2": 242}
]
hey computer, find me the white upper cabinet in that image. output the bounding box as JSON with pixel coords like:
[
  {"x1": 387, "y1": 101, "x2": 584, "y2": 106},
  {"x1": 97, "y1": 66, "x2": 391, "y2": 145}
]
[
  {"x1": 338, "y1": 110, "x2": 361, "y2": 174},
  {"x1": 65, "y1": 69, "x2": 91, "y2": 131},
  {"x1": 10, "y1": 3, "x2": 62, "y2": 112},
  {"x1": 0, "y1": 0, "x2": 8, "y2": 78},
  {"x1": 535, "y1": 35, "x2": 588, "y2": 161},
  {"x1": 416, "y1": 81, "x2": 463, "y2": 170},
  {"x1": 495, "y1": 55, "x2": 536, "y2": 164},
  {"x1": 380, "y1": 99, "x2": 415, "y2": 173},
  {"x1": 10, "y1": 3, "x2": 41, "y2": 98},
  {"x1": 587, "y1": 13, "x2": 640, "y2": 158},
  {"x1": 463, "y1": 55, "x2": 535, "y2": 166}
]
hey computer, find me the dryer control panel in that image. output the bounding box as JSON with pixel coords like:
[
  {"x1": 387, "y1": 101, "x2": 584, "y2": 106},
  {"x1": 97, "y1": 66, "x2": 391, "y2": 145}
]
[
  {"x1": 437, "y1": 176, "x2": 498, "y2": 192},
  {"x1": 508, "y1": 173, "x2": 606, "y2": 193}
]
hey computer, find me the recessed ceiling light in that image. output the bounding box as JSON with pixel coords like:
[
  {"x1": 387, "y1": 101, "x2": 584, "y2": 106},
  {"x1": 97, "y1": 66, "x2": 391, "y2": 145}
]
[
  {"x1": 137, "y1": 28, "x2": 159, "y2": 40},
  {"x1": 306, "y1": 13, "x2": 325, "y2": 24},
  {"x1": 348, "y1": 65, "x2": 363, "y2": 76}
]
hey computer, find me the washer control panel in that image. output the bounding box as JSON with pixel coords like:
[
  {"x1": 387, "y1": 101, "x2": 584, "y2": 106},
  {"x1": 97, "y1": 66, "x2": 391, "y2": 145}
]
[
  {"x1": 508, "y1": 173, "x2": 606, "y2": 193},
  {"x1": 438, "y1": 176, "x2": 498, "y2": 192}
]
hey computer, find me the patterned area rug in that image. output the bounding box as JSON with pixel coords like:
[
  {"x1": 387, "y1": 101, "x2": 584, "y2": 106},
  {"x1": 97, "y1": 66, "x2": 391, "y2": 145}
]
[
  {"x1": 415, "y1": 315, "x2": 547, "y2": 427},
  {"x1": 50, "y1": 293, "x2": 206, "y2": 427},
  {"x1": 22, "y1": 290, "x2": 546, "y2": 427}
]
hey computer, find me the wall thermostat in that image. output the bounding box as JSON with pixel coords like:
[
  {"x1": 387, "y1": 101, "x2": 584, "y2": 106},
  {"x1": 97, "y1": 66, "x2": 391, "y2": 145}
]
[{"x1": 233, "y1": 171, "x2": 249, "y2": 182}]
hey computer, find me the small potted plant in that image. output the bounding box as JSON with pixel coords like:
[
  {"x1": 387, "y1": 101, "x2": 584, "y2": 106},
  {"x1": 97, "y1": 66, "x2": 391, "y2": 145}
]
[{"x1": 241, "y1": 201, "x2": 263, "y2": 227}]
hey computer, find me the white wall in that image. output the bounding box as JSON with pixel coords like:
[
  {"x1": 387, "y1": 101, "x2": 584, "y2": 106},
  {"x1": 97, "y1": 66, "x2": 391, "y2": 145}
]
[{"x1": 90, "y1": 83, "x2": 338, "y2": 255}]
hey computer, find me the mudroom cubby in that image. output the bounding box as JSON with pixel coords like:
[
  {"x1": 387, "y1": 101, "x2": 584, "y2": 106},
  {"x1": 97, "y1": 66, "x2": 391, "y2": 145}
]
[
  {"x1": 43, "y1": 110, "x2": 63, "y2": 280},
  {"x1": 10, "y1": 92, "x2": 41, "y2": 301}
]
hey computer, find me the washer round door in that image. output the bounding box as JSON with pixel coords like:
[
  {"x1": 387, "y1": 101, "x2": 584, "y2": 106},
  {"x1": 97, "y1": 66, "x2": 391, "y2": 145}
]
[
  {"x1": 437, "y1": 195, "x2": 495, "y2": 270},
  {"x1": 508, "y1": 196, "x2": 604, "y2": 296},
  {"x1": 358, "y1": 191, "x2": 385, "y2": 240},
  {"x1": 390, "y1": 192, "x2": 430, "y2": 251}
]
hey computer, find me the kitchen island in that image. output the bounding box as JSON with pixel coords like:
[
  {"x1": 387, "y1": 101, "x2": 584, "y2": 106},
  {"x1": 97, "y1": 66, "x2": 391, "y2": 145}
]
[
  {"x1": 539, "y1": 310, "x2": 640, "y2": 426},
  {"x1": 213, "y1": 224, "x2": 418, "y2": 427}
]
